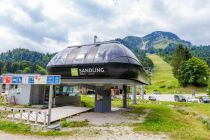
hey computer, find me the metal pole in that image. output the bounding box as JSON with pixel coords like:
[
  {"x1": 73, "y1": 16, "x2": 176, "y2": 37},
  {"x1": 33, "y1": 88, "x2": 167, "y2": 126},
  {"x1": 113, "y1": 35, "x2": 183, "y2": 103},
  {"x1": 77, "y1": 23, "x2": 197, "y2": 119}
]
[
  {"x1": 141, "y1": 85, "x2": 145, "y2": 100},
  {"x1": 47, "y1": 84, "x2": 53, "y2": 126},
  {"x1": 122, "y1": 85, "x2": 127, "y2": 108},
  {"x1": 132, "y1": 85, "x2": 137, "y2": 104}
]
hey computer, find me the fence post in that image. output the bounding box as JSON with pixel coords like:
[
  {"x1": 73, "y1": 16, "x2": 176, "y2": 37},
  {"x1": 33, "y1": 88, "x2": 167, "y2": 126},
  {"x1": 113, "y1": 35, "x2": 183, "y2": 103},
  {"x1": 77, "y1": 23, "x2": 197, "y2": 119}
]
[
  {"x1": 19, "y1": 109, "x2": 23, "y2": 122},
  {"x1": 12, "y1": 108, "x2": 15, "y2": 122},
  {"x1": 5, "y1": 107, "x2": 8, "y2": 119},
  {"x1": 27, "y1": 110, "x2": 30, "y2": 124},
  {"x1": 35, "y1": 111, "x2": 38, "y2": 124},
  {"x1": 44, "y1": 112, "x2": 47, "y2": 126}
]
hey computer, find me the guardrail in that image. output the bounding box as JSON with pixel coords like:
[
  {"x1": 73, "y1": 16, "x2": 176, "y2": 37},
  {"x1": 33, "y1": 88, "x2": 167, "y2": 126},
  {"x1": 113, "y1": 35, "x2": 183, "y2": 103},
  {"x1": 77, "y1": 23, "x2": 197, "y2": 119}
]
[{"x1": 0, "y1": 107, "x2": 48, "y2": 126}]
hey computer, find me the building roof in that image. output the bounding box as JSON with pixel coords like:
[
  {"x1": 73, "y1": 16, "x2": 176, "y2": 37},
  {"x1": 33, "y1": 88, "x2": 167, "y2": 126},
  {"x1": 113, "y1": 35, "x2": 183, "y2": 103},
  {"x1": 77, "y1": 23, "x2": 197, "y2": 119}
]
[{"x1": 47, "y1": 41, "x2": 142, "y2": 67}]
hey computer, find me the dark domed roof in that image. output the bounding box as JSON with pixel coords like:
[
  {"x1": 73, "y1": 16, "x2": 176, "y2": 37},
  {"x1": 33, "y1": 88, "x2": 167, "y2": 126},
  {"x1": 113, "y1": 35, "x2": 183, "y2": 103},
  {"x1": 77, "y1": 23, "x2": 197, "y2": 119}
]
[
  {"x1": 47, "y1": 41, "x2": 142, "y2": 67},
  {"x1": 47, "y1": 41, "x2": 150, "y2": 85}
]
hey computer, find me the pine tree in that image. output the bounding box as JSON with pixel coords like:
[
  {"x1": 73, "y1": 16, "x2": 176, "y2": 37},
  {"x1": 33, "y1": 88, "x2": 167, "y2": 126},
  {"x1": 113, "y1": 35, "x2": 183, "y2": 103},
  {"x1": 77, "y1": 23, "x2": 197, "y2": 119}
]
[{"x1": 171, "y1": 44, "x2": 191, "y2": 79}]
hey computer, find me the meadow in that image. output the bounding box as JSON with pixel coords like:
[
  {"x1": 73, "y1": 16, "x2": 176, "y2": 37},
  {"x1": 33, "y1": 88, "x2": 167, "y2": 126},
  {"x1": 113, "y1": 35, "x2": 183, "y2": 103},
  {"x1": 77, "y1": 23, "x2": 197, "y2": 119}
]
[{"x1": 145, "y1": 54, "x2": 207, "y2": 94}]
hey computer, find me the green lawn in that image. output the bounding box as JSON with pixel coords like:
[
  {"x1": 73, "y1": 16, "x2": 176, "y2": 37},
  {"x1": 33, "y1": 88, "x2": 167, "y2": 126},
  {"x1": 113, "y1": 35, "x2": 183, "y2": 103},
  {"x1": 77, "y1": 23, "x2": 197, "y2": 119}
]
[
  {"x1": 1, "y1": 96, "x2": 210, "y2": 140},
  {"x1": 0, "y1": 120, "x2": 75, "y2": 136},
  {"x1": 146, "y1": 54, "x2": 207, "y2": 94},
  {"x1": 81, "y1": 96, "x2": 210, "y2": 140}
]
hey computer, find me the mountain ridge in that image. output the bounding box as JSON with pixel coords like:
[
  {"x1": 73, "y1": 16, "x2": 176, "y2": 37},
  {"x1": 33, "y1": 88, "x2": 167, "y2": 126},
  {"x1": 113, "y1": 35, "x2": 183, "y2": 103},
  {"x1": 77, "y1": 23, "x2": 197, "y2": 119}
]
[{"x1": 116, "y1": 31, "x2": 192, "y2": 51}]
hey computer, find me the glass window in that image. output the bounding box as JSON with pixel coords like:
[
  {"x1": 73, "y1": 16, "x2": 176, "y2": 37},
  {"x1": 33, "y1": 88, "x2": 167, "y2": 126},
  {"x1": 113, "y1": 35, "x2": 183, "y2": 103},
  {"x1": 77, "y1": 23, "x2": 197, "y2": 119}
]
[
  {"x1": 123, "y1": 46, "x2": 140, "y2": 62},
  {"x1": 85, "y1": 46, "x2": 99, "y2": 63},
  {"x1": 50, "y1": 48, "x2": 69, "y2": 65},
  {"x1": 65, "y1": 47, "x2": 78, "y2": 64},
  {"x1": 94, "y1": 44, "x2": 109, "y2": 63},
  {"x1": 106, "y1": 44, "x2": 126, "y2": 62},
  {"x1": 73, "y1": 45, "x2": 93, "y2": 64},
  {"x1": 54, "y1": 85, "x2": 80, "y2": 96}
]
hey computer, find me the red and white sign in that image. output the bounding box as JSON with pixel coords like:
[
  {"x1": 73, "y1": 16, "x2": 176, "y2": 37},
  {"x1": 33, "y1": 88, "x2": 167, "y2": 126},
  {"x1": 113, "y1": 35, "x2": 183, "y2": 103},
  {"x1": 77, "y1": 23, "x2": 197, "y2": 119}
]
[{"x1": 3, "y1": 76, "x2": 12, "y2": 84}]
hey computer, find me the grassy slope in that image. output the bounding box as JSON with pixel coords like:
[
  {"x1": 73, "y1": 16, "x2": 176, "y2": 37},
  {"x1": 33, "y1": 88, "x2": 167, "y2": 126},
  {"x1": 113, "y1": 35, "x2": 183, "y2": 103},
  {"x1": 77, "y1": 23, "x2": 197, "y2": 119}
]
[{"x1": 146, "y1": 54, "x2": 207, "y2": 94}]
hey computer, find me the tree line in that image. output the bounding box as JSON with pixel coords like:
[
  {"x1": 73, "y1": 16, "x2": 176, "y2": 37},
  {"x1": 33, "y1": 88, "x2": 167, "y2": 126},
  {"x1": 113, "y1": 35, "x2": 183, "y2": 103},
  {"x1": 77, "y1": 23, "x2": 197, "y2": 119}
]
[
  {"x1": 0, "y1": 48, "x2": 154, "y2": 76},
  {"x1": 147, "y1": 44, "x2": 210, "y2": 67},
  {"x1": 0, "y1": 48, "x2": 55, "y2": 75}
]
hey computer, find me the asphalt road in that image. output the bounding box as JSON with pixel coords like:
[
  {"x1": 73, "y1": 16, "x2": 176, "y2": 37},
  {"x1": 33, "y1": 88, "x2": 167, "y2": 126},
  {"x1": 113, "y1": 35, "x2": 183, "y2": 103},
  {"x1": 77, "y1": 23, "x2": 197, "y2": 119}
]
[
  {"x1": 114, "y1": 94, "x2": 207, "y2": 102},
  {"x1": 141, "y1": 94, "x2": 207, "y2": 102}
]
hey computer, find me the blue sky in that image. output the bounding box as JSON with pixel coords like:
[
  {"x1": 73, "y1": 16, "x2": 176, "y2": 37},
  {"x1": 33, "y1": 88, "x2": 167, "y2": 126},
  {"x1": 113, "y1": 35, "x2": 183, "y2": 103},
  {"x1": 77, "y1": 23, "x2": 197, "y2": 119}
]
[{"x1": 0, "y1": 0, "x2": 210, "y2": 53}]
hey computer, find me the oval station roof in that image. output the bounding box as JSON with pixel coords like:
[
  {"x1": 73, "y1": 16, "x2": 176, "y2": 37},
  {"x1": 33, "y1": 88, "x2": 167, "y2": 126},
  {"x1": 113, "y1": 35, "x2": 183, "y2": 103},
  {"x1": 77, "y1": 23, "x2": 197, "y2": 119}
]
[{"x1": 47, "y1": 41, "x2": 142, "y2": 67}]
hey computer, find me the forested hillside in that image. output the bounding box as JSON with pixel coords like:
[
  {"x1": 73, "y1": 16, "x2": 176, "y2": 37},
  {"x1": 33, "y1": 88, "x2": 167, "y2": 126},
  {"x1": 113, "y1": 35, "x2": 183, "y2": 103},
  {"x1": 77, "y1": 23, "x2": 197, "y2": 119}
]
[
  {"x1": 190, "y1": 46, "x2": 210, "y2": 66},
  {"x1": 147, "y1": 45, "x2": 210, "y2": 67},
  {"x1": 0, "y1": 48, "x2": 55, "y2": 75}
]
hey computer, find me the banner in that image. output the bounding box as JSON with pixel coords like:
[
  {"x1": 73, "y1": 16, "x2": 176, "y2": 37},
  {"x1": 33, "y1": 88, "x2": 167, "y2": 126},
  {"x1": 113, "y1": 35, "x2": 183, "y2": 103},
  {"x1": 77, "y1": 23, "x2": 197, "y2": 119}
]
[{"x1": 0, "y1": 75, "x2": 61, "y2": 85}]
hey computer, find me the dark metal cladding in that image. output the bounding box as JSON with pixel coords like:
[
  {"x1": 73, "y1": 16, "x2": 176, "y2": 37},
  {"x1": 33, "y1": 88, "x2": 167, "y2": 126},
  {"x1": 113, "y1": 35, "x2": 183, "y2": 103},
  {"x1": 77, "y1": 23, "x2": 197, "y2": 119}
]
[{"x1": 47, "y1": 41, "x2": 150, "y2": 84}]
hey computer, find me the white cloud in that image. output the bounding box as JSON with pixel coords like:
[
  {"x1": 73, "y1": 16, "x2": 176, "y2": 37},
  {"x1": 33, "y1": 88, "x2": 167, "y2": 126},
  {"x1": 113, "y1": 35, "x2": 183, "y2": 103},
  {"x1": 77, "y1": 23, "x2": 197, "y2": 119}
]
[{"x1": 0, "y1": 0, "x2": 210, "y2": 53}]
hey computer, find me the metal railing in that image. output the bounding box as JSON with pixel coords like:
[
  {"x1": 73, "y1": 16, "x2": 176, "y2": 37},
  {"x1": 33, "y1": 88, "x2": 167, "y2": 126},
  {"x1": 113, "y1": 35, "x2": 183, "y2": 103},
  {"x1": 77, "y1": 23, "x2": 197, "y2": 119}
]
[{"x1": 0, "y1": 107, "x2": 48, "y2": 126}]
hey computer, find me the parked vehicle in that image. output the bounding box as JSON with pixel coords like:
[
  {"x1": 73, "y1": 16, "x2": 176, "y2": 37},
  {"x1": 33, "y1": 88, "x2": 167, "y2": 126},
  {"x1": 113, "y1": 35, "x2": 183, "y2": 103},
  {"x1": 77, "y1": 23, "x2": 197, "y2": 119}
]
[
  {"x1": 199, "y1": 96, "x2": 210, "y2": 103},
  {"x1": 187, "y1": 97, "x2": 198, "y2": 103},
  {"x1": 174, "y1": 95, "x2": 187, "y2": 102},
  {"x1": 148, "y1": 96, "x2": 156, "y2": 101}
]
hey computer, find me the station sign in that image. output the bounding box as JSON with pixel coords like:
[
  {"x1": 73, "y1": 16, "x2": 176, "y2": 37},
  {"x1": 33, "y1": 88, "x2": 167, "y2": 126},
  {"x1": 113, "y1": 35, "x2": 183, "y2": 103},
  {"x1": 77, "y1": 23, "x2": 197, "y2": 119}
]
[
  {"x1": 70, "y1": 67, "x2": 105, "y2": 77},
  {"x1": 12, "y1": 76, "x2": 23, "y2": 84},
  {"x1": 0, "y1": 75, "x2": 61, "y2": 85}
]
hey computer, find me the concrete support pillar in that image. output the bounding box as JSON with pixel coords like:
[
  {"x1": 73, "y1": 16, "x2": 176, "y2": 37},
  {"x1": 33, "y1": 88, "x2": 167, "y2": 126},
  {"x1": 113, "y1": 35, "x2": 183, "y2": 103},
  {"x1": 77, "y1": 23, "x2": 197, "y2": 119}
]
[
  {"x1": 132, "y1": 85, "x2": 137, "y2": 104},
  {"x1": 141, "y1": 85, "x2": 145, "y2": 100},
  {"x1": 122, "y1": 85, "x2": 127, "y2": 108},
  {"x1": 132, "y1": 85, "x2": 136, "y2": 104},
  {"x1": 94, "y1": 86, "x2": 111, "y2": 112}
]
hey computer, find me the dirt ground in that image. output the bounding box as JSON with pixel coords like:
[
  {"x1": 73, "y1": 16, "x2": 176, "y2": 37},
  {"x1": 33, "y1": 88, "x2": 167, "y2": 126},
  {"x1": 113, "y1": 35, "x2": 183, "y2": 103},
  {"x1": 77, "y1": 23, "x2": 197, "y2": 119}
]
[
  {"x1": 67, "y1": 108, "x2": 147, "y2": 125},
  {"x1": 0, "y1": 109, "x2": 169, "y2": 140}
]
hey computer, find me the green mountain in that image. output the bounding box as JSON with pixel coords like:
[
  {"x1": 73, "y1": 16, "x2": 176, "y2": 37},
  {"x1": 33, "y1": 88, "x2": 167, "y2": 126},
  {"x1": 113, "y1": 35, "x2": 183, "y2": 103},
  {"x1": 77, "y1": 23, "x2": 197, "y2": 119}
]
[{"x1": 116, "y1": 31, "x2": 192, "y2": 51}]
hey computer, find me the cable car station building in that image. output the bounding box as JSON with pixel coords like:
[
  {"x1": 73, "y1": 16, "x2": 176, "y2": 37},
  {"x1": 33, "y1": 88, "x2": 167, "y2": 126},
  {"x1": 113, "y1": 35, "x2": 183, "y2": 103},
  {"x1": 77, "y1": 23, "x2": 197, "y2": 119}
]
[{"x1": 47, "y1": 41, "x2": 150, "y2": 112}]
